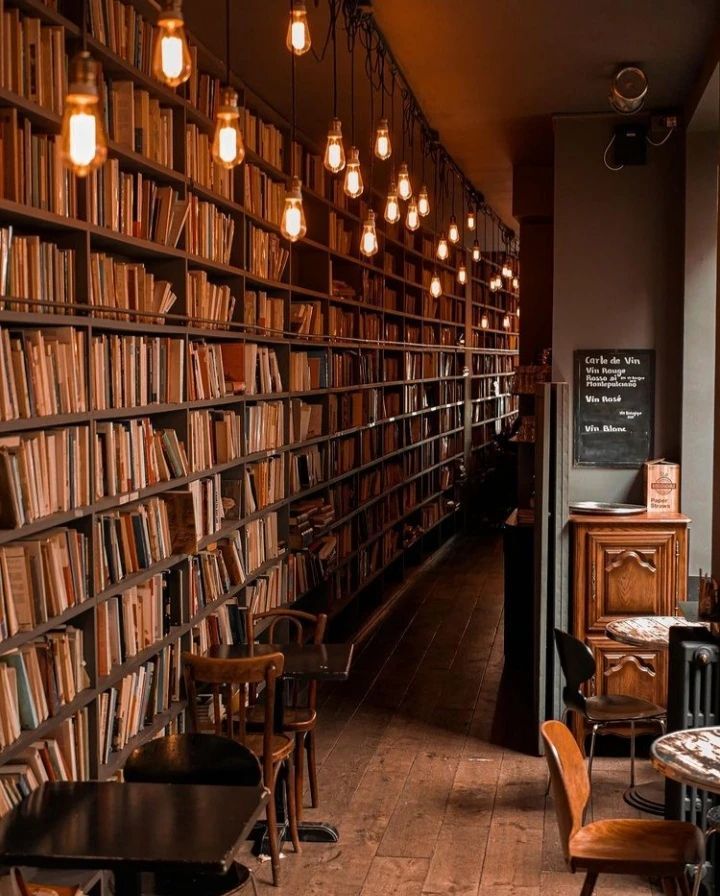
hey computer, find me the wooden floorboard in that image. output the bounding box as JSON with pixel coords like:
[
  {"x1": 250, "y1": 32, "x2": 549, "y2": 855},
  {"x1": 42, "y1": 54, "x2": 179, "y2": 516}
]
[{"x1": 239, "y1": 534, "x2": 664, "y2": 895}]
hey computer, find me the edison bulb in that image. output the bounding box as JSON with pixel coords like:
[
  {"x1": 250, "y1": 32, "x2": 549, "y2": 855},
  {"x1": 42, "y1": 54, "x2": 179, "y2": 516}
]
[
  {"x1": 343, "y1": 147, "x2": 363, "y2": 198},
  {"x1": 211, "y1": 87, "x2": 244, "y2": 168},
  {"x1": 516, "y1": 306, "x2": 520, "y2": 318},
  {"x1": 324, "y1": 118, "x2": 345, "y2": 173},
  {"x1": 502, "y1": 262, "x2": 513, "y2": 279},
  {"x1": 457, "y1": 263, "x2": 467, "y2": 285},
  {"x1": 397, "y1": 162, "x2": 411, "y2": 201},
  {"x1": 374, "y1": 119, "x2": 391, "y2": 160},
  {"x1": 60, "y1": 51, "x2": 108, "y2": 176},
  {"x1": 472, "y1": 240, "x2": 481, "y2": 262},
  {"x1": 436, "y1": 234, "x2": 449, "y2": 261},
  {"x1": 418, "y1": 185, "x2": 430, "y2": 217},
  {"x1": 151, "y1": 0, "x2": 191, "y2": 87},
  {"x1": 512, "y1": 276, "x2": 520, "y2": 290},
  {"x1": 406, "y1": 196, "x2": 420, "y2": 231},
  {"x1": 286, "y1": 0, "x2": 311, "y2": 55},
  {"x1": 480, "y1": 312, "x2": 489, "y2": 329},
  {"x1": 280, "y1": 176, "x2": 307, "y2": 242},
  {"x1": 448, "y1": 216, "x2": 459, "y2": 244},
  {"x1": 384, "y1": 180, "x2": 400, "y2": 224},
  {"x1": 430, "y1": 274, "x2": 442, "y2": 298},
  {"x1": 502, "y1": 314, "x2": 511, "y2": 329},
  {"x1": 467, "y1": 209, "x2": 476, "y2": 231},
  {"x1": 360, "y1": 210, "x2": 379, "y2": 257}
]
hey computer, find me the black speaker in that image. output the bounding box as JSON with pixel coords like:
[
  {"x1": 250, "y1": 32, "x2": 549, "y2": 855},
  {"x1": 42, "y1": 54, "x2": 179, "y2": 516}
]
[{"x1": 613, "y1": 124, "x2": 647, "y2": 166}]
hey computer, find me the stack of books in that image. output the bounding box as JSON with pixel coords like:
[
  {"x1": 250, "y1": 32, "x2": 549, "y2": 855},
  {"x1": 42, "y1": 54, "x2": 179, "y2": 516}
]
[
  {"x1": 89, "y1": 253, "x2": 177, "y2": 321},
  {"x1": 0, "y1": 228, "x2": 76, "y2": 313},
  {"x1": 96, "y1": 573, "x2": 165, "y2": 676},
  {"x1": 92, "y1": 334, "x2": 185, "y2": 409},
  {"x1": 186, "y1": 194, "x2": 234, "y2": 264}
]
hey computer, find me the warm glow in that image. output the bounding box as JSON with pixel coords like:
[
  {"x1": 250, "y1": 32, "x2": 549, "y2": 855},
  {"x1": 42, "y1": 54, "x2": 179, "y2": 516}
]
[
  {"x1": 480, "y1": 313, "x2": 489, "y2": 329},
  {"x1": 418, "y1": 186, "x2": 430, "y2": 217},
  {"x1": 502, "y1": 262, "x2": 513, "y2": 279},
  {"x1": 503, "y1": 314, "x2": 511, "y2": 329},
  {"x1": 374, "y1": 119, "x2": 391, "y2": 160},
  {"x1": 68, "y1": 111, "x2": 96, "y2": 168},
  {"x1": 152, "y1": 2, "x2": 191, "y2": 87},
  {"x1": 472, "y1": 240, "x2": 481, "y2": 262},
  {"x1": 384, "y1": 181, "x2": 400, "y2": 224},
  {"x1": 457, "y1": 264, "x2": 467, "y2": 285},
  {"x1": 467, "y1": 210, "x2": 476, "y2": 231},
  {"x1": 360, "y1": 210, "x2": 379, "y2": 257},
  {"x1": 324, "y1": 118, "x2": 345, "y2": 173},
  {"x1": 397, "y1": 163, "x2": 412, "y2": 201},
  {"x1": 281, "y1": 177, "x2": 307, "y2": 242},
  {"x1": 60, "y1": 52, "x2": 108, "y2": 176},
  {"x1": 436, "y1": 235, "x2": 449, "y2": 261},
  {"x1": 343, "y1": 147, "x2": 363, "y2": 198},
  {"x1": 430, "y1": 274, "x2": 442, "y2": 298},
  {"x1": 516, "y1": 306, "x2": 520, "y2": 318},
  {"x1": 211, "y1": 88, "x2": 245, "y2": 168},
  {"x1": 448, "y1": 216, "x2": 459, "y2": 244},
  {"x1": 287, "y1": 1, "x2": 311, "y2": 55},
  {"x1": 406, "y1": 197, "x2": 420, "y2": 231},
  {"x1": 512, "y1": 276, "x2": 520, "y2": 290}
]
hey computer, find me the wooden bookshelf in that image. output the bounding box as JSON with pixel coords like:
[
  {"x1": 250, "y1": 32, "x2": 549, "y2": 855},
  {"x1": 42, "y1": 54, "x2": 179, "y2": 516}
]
[{"x1": 0, "y1": 0, "x2": 518, "y2": 792}]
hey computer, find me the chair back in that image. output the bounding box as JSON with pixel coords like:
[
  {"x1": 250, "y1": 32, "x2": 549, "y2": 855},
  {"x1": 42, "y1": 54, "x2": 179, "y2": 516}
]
[
  {"x1": 182, "y1": 651, "x2": 284, "y2": 780},
  {"x1": 246, "y1": 609, "x2": 327, "y2": 710},
  {"x1": 554, "y1": 628, "x2": 595, "y2": 712},
  {"x1": 540, "y1": 720, "x2": 590, "y2": 863},
  {"x1": 124, "y1": 732, "x2": 261, "y2": 786}
]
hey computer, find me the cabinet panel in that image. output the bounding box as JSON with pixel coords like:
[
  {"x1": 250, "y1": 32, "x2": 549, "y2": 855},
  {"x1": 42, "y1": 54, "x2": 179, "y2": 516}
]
[
  {"x1": 586, "y1": 531, "x2": 676, "y2": 630},
  {"x1": 588, "y1": 636, "x2": 667, "y2": 709}
]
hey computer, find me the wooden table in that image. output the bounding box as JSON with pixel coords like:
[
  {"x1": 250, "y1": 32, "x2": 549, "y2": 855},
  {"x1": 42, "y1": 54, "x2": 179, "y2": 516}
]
[
  {"x1": 651, "y1": 726, "x2": 720, "y2": 795},
  {"x1": 207, "y1": 641, "x2": 354, "y2": 847},
  {"x1": 0, "y1": 781, "x2": 268, "y2": 896}
]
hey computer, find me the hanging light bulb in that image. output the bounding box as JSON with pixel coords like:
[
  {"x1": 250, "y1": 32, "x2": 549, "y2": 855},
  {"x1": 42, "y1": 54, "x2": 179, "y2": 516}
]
[
  {"x1": 323, "y1": 117, "x2": 345, "y2": 173},
  {"x1": 457, "y1": 262, "x2": 467, "y2": 285},
  {"x1": 480, "y1": 312, "x2": 489, "y2": 329},
  {"x1": 502, "y1": 261, "x2": 513, "y2": 279},
  {"x1": 472, "y1": 240, "x2": 481, "y2": 262},
  {"x1": 418, "y1": 185, "x2": 430, "y2": 217},
  {"x1": 374, "y1": 118, "x2": 391, "y2": 160},
  {"x1": 384, "y1": 179, "x2": 400, "y2": 224},
  {"x1": 344, "y1": 146, "x2": 363, "y2": 198},
  {"x1": 210, "y1": 87, "x2": 245, "y2": 168},
  {"x1": 151, "y1": 0, "x2": 191, "y2": 87},
  {"x1": 286, "y1": 0, "x2": 311, "y2": 55},
  {"x1": 397, "y1": 162, "x2": 412, "y2": 201},
  {"x1": 467, "y1": 208, "x2": 476, "y2": 231},
  {"x1": 448, "y1": 215, "x2": 460, "y2": 244},
  {"x1": 60, "y1": 51, "x2": 108, "y2": 176},
  {"x1": 430, "y1": 272, "x2": 442, "y2": 298},
  {"x1": 512, "y1": 276, "x2": 520, "y2": 291},
  {"x1": 436, "y1": 234, "x2": 449, "y2": 261},
  {"x1": 360, "y1": 209, "x2": 379, "y2": 257},
  {"x1": 502, "y1": 314, "x2": 511, "y2": 329},
  {"x1": 280, "y1": 176, "x2": 307, "y2": 242},
  {"x1": 406, "y1": 196, "x2": 420, "y2": 231},
  {"x1": 516, "y1": 306, "x2": 521, "y2": 318}
]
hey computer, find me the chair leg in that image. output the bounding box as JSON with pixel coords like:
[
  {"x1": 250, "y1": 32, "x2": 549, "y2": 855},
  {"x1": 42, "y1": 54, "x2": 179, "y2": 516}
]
[
  {"x1": 284, "y1": 758, "x2": 301, "y2": 854},
  {"x1": 579, "y1": 871, "x2": 598, "y2": 896},
  {"x1": 587, "y1": 724, "x2": 600, "y2": 820},
  {"x1": 306, "y1": 728, "x2": 319, "y2": 809},
  {"x1": 630, "y1": 720, "x2": 636, "y2": 788},
  {"x1": 265, "y1": 765, "x2": 282, "y2": 887},
  {"x1": 293, "y1": 734, "x2": 305, "y2": 821}
]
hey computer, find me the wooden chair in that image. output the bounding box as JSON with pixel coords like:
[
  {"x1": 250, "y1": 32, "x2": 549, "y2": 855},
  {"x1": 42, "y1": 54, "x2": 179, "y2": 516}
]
[
  {"x1": 541, "y1": 720, "x2": 704, "y2": 896},
  {"x1": 182, "y1": 652, "x2": 300, "y2": 887},
  {"x1": 10, "y1": 868, "x2": 83, "y2": 896},
  {"x1": 246, "y1": 608, "x2": 327, "y2": 819}
]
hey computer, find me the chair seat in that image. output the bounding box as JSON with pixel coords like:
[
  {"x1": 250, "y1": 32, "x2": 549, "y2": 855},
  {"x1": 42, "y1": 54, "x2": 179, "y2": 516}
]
[
  {"x1": 244, "y1": 731, "x2": 294, "y2": 763},
  {"x1": 247, "y1": 705, "x2": 317, "y2": 732},
  {"x1": 570, "y1": 819, "x2": 703, "y2": 874},
  {"x1": 584, "y1": 693, "x2": 665, "y2": 722}
]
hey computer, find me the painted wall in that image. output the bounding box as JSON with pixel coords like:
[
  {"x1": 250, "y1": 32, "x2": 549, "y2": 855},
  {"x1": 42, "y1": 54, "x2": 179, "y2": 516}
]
[{"x1": 552, "y1": 116, "x2": 684, "y2": 504}]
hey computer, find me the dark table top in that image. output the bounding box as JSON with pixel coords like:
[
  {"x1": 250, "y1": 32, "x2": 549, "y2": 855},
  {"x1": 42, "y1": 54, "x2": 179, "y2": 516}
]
[
  {"x1": 207, "y1": 642, "x2": 354, "y2": 681},
  {"x1": 0, "y1": 781, "x2": 268, "y2": 873}
]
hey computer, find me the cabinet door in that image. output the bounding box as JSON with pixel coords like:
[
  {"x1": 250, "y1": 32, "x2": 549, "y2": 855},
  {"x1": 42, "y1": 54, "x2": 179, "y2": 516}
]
[
  {"x1": 588, "y1": 636, "x2": 667, "y2": 709},
  {"x1": 585, "y1": 530, "x2": 677, "y2": 630}
]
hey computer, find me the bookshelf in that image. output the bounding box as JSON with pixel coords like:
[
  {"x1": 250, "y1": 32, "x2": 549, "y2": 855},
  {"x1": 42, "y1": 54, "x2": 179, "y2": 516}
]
[{"x1": 0, "y1": 0, "x2": 519, "y2": 795}]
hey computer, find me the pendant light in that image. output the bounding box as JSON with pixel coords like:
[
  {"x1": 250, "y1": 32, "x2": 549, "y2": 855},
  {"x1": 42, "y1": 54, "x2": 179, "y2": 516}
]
[
  {"x1": 61, "y1": 1, "x2": 107, "y2": 176},
  {"x1": 436, "y1": 157, "x2": 448, "y2": 261},
  {"x1": 472, "y1": 239, "x2": 481, "y2": 262},
  {"x1": 467, "y1": 200, "x2": 476, "y2": 232},
  {"x1": 397, "y1": 96, "x2": 411, "y2": 199},
  {"x1": 360, "y1": 50, "x2": 378, "y2": 257},
  {"x1": 324, "y1": 2, "x2": 345, "y2": 174},
  {"x1": 211, "y1": 0, "x2": 244, "y2": 169},
  {"x1": 406, "y1": 195, "x2": 420, "y2": 231},
  {"x1": 344, "y1": 30, "x2": 363, "y2": 198},
  {"x1": 287, "y1": 0, "x2": 311, "y2": 55},
  {"x1": 430, "y1": 273, "x2": 442, "y2": 298},
  {"x1": 480, "y1": 312, "x2": 489, "y2": 329},
  {"x1": 418, "y1": 129, "x2": 430, "y2": 217},
  {"x1": 512, "y1": 275, "x2": 520, "y2": 291},
  {"x1": 373, "y1": 52, "x2": 391, "y2": 160},
  {"x1": 384, "y1": 177, "x2": 400, "y2": 223},
  {"x1": 281, "y1": 32, "x2": 306, "y2": 242},
  {"x1": 152, "y1": 0, "x2": 191, "y2": 88},
  {"x1": 437, "y1": 234, "x2": 449, "y2": 261},
  {"x1": 501, "y1": 234, "x2": 513, "y2": 279},
  {"x1": 502, "y1": 313, "x2": 511, "y2": 329},
  {"x1": 457, "y1": 260, "x2": 467, "y2": 285},
  {"x1": 448, "y1": 173, "x2": 459, "y2": 244},
  {"x1": 430, "y1": 148, "x2": 442, "y2": 298}
]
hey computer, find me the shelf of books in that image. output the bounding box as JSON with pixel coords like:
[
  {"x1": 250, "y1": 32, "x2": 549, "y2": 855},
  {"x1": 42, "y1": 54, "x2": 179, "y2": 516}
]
[{"x1": 0, "y1": 0, "x2": 518, "y2": 800}]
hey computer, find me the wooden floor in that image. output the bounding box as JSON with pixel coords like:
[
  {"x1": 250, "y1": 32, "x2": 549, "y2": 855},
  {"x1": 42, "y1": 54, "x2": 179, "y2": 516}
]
[{"x1": 241, "y1": 535, "x2": 662, "y2": 894}]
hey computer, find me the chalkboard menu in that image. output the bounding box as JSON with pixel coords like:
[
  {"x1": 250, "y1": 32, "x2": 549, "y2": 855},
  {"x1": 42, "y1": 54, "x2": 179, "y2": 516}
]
[{"x1": 574, "y1": 349, "x2": 654, "y2": 467}]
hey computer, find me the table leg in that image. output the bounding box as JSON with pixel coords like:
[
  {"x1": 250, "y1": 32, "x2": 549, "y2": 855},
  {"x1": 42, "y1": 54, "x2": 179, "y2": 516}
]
[
  {"x1": 623, "y1": 781, "x2": 666, "y2": 816},
  {"x1": 114, "y1": 869, "x2": 142, "y2": 896}
]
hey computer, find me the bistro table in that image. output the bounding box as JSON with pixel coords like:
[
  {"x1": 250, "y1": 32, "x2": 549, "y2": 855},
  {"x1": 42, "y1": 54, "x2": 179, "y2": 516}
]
[
  {"x1": 605, "y1": 615, "x2": 709, "y2": 816},
  {"x1": 0, "y1": 781, "x2": 268, "y2": 896},
  {"x1": 651, "y1": 726, "x2": 720, "y2": 795},
  {"x1": 207, "y1": 641, "x2": 354, "y2": 846}
]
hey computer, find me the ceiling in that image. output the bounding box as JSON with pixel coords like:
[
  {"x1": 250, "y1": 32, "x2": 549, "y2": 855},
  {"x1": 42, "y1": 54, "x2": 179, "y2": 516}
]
[{"x1": 187, "y1": 1, "x2": 719, "y2": 228}]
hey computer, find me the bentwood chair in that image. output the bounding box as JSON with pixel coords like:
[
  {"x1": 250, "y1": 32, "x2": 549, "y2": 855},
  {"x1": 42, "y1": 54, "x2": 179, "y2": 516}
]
[
  {"x1": 542, "y1": 720, "x2": 704, "y2": 896},
  {"x1": 246, "y1": 609, "x2": 328, "y2": 818},
  {"x1": 124, "y1": 733, "x2": 263, "y2": 896},
  {"x1": 182, "y1": 652, "x2": 300, "y2": 887},
  {"x1": 554, "y1": 628, "x2": 666, "y2": 790}
]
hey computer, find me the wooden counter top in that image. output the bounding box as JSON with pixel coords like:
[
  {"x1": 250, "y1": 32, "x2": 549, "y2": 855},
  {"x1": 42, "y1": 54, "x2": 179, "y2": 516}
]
[{"x1": 569, "y1": 511, "x2": 690, "y2": 525}]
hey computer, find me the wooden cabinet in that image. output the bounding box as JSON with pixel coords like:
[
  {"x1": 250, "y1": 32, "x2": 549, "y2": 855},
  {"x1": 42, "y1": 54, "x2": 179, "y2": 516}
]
[{"x1": 571, "y1": 512, "x2": 689, "y2": 745}]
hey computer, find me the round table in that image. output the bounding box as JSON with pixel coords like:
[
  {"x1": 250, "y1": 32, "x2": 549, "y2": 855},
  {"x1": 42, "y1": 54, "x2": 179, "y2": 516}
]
[
  {"x1": 651, "y1": 726, "x2": 720, "y2": 795},
  {"x1": 604, "y1": 615, "x2": 710, "y2": 815}
]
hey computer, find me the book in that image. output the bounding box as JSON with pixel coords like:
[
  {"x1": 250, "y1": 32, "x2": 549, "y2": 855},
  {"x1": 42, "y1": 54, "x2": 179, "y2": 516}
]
[{"x1": 0, "y1": 227, "x2": 75, "y2": 314}]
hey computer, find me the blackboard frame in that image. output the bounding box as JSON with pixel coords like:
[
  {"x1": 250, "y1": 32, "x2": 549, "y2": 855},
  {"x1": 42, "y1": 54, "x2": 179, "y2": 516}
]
[{"x1": 573, "y1": 349, "x2": 655, "y2": 468}]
